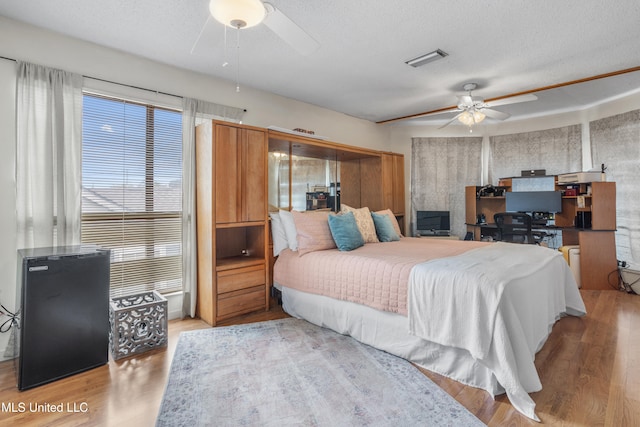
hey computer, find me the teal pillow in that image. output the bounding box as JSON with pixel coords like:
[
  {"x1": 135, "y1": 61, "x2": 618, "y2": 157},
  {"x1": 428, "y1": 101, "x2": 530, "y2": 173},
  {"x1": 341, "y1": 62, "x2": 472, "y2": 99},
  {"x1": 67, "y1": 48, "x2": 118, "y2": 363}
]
[
  {"x1": 328, "y1": 212, "x2": 365, "y2": 251},
  {"x1": 371, "y1": 212, "x2": 400, "y2": 242}
]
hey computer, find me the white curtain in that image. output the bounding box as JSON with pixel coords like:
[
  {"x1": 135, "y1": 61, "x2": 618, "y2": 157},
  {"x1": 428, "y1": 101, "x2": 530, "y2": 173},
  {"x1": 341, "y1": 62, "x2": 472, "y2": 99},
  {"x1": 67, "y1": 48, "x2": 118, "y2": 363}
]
[
  {"x1": 590, "y1": 109, "x2": 640, "y2": 266},
  {"x1": 411, "y1": 137, "x2": 483, "y2": 237},
  {"x1": 488, "y1": 125, "x2": 582, "y2": 184},
  {"x1": 15, "y1": 62, "x2": 83, "y2": 249},
  {"x1": 181, "y1": 98, "x2": 246, "y2": 318}
]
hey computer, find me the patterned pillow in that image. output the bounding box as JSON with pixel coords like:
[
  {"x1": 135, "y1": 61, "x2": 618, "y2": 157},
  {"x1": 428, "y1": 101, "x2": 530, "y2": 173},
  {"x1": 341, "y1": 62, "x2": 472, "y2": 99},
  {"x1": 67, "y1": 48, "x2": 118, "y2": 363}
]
[
  {"x1": 374, "y1": 209, "x2": 403, "y2": 237},
  {"x1": 341, "y1": 205, "x2": 379, "y2": 243},
  {"x1": 292, "y1": 210, "x2": 337, "y2": 256}
]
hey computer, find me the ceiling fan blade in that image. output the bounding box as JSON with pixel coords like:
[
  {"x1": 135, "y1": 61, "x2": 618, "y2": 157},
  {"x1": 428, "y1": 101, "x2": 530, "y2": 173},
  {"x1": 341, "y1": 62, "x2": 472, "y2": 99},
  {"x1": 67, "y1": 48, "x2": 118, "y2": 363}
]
[
  {"x1": 190, "y1": 15, "x2": 216, "y2": 56},
  {"x1": 438, "y1": 113, "x2": 463, "y2": 129},
  {"x1": 263, "y1": 3, "x2": 320, "y2": 56},
  {"x1": 482, "y1": 108, "x2": 510, "y2": 120},
  {"x1": 486, "y1": 93, "x2": 538, "y2": 108}
]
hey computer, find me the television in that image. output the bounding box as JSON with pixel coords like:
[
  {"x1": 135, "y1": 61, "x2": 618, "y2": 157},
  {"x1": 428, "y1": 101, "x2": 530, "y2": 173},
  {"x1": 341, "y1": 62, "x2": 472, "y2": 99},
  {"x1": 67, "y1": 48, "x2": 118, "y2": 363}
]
[
  {"x1": 505, "y1": 191, "x2": 562, "y2": 213},
  {"x1": 416, "y1": 211, "x2": 450, "y2": 235}
]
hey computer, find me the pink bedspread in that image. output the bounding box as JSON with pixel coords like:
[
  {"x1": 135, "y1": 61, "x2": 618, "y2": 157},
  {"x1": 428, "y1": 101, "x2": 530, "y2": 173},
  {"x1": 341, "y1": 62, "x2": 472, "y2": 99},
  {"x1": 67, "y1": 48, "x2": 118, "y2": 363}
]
[{"x1": 273, "y1": 237, "x2": 488, "y2": 315}]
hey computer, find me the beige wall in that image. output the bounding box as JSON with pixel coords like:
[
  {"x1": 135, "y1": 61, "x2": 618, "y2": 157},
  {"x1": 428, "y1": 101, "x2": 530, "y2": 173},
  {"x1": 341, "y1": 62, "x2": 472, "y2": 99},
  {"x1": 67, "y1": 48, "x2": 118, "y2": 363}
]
[
  {"x1": 0, "y1": 16, "x2": 389, "y2": 150},
  {"x1": 0, "y1": 16, "x2": 390, "y2": 360}
]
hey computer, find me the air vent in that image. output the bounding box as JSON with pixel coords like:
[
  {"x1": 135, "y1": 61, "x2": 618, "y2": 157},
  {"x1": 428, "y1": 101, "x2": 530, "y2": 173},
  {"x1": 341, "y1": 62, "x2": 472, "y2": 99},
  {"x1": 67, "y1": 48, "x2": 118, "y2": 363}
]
[{"x1": 405, "y1": 49, "x2": 448, "y2": 68}]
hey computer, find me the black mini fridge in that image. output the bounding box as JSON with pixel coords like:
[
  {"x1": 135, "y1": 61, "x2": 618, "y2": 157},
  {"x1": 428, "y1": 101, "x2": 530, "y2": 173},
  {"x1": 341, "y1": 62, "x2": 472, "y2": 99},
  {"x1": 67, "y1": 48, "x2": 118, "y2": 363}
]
[{"x1": 15, "y1": 245, "x2": 110, "y2": 390}]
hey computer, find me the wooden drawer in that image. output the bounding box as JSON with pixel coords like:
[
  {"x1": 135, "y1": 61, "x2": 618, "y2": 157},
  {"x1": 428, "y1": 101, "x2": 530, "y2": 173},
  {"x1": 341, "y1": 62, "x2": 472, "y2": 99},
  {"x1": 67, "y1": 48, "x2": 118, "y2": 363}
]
[
  {"x1": 217, "y1": 265, "x2": 265, "y2": 294},
  {"x1": 217, "y1": 285, "x2": 265, "y2": 318}
]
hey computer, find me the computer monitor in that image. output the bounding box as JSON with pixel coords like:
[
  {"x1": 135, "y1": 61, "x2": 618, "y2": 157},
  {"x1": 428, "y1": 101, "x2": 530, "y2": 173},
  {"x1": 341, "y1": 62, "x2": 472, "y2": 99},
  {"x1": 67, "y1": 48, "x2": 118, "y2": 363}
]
[
  {"x1": 416, "y1": 211, "x2": 450, "y2": 235},
  {"x1": 505, "y1": 191, "x2": 562, "y2": 213}
]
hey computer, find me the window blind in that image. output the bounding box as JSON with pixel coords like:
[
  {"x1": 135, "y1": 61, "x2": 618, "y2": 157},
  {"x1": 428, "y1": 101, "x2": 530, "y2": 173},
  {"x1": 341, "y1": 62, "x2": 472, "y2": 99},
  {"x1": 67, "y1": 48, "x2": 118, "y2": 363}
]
[{"x1": 81, "y1": 93, "x2": 183, "y2": 297}]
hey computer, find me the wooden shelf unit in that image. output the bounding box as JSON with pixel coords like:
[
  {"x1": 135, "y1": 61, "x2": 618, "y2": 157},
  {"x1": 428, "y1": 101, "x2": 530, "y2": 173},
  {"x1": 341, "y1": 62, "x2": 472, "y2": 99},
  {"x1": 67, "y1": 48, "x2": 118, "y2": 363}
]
[
  {"x1": 196, "y1": 120, "x2": 270, "y2": 326},
  {"x1": 268, "y1": 130, "x2": 406, "y2": 233},
  {"x1": 554, "y1": 181, "x2": 616, "y2": 230},
  {"x1": 464, "y1": 186, "x2": 509, "y2": 240},
  {"x1": 555, "y1": 181, "x2": 617, "y2": 290},
  {"x1": 382, "y1": 152, "x2": 406, "y2": 232}
]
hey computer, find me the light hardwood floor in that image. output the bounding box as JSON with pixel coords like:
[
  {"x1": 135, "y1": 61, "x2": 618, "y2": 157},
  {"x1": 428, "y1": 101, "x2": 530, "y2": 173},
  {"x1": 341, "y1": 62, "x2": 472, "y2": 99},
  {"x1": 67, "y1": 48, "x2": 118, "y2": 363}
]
[{"x1": 1, "y1": 291, "x2": 638, "y2": 426}]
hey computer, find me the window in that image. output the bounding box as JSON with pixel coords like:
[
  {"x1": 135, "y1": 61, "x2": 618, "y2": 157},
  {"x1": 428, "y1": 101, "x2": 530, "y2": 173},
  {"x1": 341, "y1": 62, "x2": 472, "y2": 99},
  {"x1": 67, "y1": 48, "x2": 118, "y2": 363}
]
[{"x1": 81, "y1": 93, "x2": 182, "y2": 297}]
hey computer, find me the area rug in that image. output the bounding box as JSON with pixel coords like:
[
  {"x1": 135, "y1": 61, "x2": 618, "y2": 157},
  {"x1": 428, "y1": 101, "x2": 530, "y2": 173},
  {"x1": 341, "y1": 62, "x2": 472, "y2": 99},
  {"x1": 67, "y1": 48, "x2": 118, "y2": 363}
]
[{"x1": 156, "y1": 318, "x2": 484, "y2": 426}]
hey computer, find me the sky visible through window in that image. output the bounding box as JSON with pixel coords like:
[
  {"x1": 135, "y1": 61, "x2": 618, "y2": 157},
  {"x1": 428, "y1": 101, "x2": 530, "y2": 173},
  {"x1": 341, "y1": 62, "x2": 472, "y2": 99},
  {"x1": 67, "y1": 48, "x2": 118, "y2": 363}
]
[{"x1": 82, "y1": 94, "x2": 182, "y2": 213}]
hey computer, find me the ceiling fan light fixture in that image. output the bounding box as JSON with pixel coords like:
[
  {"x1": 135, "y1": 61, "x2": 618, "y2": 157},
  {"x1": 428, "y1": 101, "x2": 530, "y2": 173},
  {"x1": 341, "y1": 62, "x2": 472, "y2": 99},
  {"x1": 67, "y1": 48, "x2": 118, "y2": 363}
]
[
  {"x1": 458, "y1": 109, "x2": 486, "y2": 126},
  {"x1": 457, "y1": 111, "x2": 474, "y2": 126},
  {"x1": 210, "y1": 0, "x2": 266, "y2": 29},
  {"x1": 472, "y1": 110, "x2": 486, "y2": 123},
  {"x1": 405, "y1": 49, "x2": 448, "y2": 68}
]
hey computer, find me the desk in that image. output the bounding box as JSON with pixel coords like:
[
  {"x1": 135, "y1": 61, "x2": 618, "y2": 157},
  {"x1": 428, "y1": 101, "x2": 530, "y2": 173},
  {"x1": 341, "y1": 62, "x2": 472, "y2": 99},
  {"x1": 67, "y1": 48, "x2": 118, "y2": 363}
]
[
  {"x1": 467, "y1": 222, "x2": 562, "y2": 247},
  {"x1": 466, "y1": 222, "x2": 617, "y2": 290},
  {"x1": 465, "y1": 182, "x2": 617, "y2": 290}
]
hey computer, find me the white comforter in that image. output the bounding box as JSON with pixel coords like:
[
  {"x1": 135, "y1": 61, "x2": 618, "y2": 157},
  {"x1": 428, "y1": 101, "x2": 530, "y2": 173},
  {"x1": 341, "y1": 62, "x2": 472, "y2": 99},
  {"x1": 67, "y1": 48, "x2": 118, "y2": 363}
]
[{"x1": 407, "y1": 242, "x2": 586, "y2": 421}]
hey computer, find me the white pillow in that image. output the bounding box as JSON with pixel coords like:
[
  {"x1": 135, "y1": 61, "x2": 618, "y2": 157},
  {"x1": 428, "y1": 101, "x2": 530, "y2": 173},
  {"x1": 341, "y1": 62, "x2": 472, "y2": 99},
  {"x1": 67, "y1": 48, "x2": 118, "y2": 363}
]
[
  {"x1": 269, "y1": 212, "x2": 289, "y2": 256},
  {"x1": 278, "y1": 210, "x2": 298, "y2": 251}
]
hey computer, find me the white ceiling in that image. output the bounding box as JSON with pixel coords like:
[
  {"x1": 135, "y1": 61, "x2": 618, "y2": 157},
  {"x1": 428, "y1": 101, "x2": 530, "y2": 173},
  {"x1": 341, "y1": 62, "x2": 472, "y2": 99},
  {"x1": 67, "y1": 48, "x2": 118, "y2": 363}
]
[{"x1": 2, "y1": 0, "x2": 640, "y2": 126}]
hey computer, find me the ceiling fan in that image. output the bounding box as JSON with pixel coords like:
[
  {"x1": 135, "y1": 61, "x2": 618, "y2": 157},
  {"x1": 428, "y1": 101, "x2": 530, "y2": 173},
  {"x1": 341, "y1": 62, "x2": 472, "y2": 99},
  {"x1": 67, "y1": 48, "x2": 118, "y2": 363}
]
[
  {"x1": 437, "y1": 83, "x2": 538, "y2": 129},
  {"x1": 192, "y1": 0, "x2": 320, "y2": 57}
]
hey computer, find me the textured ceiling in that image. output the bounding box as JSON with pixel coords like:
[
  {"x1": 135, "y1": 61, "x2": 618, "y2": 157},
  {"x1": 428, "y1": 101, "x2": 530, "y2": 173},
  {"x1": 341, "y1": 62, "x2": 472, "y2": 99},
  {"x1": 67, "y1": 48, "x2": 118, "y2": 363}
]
[{"x1": 1, "y1": 0, "x2": 640, "y2": 126}]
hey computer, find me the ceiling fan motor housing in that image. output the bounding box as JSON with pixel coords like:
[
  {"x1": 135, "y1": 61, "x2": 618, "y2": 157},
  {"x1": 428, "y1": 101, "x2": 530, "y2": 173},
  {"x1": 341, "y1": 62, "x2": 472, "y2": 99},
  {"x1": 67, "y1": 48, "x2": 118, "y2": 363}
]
[{"x1": 458, "y1": 96, "x2": 485, "y2": 110}]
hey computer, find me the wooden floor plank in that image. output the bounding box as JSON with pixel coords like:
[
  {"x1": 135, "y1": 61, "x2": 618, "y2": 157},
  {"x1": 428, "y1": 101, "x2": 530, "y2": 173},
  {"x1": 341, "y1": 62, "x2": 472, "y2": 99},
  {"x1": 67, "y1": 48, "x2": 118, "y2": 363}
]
[{"x1": 1, "y1": 290, "x2": 639, "y2": 426}]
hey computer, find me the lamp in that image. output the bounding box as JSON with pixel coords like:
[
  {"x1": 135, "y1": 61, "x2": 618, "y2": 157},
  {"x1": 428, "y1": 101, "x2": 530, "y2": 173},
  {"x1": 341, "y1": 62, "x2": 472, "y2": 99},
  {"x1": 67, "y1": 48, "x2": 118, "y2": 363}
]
[{"x1": 209, "y1": 0, "x2": 266, "y2": 29}]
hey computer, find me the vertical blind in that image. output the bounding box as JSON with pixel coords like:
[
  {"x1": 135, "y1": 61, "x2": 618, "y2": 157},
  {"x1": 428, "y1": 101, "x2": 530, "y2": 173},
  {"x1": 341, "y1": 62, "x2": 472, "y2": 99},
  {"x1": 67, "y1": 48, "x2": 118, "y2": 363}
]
[{"x1": 81, "y1": 93, "x2": 183, "y2": 297}]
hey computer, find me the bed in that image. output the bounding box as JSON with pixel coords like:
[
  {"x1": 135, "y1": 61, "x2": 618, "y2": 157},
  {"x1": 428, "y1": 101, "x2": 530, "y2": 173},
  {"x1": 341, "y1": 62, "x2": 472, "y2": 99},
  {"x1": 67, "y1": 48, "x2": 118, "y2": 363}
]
[{"x1": 272, "y1": 234, "x2": 586, "y2": 421}]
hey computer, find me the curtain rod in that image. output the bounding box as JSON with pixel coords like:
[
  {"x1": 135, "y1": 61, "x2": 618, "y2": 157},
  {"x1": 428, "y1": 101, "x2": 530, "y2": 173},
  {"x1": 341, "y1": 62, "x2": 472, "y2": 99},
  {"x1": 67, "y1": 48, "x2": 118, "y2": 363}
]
[{"x1": 0, "y1": 55, "x2": 247, "y2": 112}]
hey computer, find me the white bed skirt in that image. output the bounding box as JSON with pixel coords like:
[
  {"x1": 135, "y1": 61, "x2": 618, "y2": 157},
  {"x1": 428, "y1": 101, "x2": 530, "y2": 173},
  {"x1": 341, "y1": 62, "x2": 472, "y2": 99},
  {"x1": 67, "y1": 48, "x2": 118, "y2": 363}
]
[
  {"x1": 280, "y1": 285, "x2": 504, "y2": 396},
  {"x1": 276, "y1": 243, "x2": 586, "y2": 421}
]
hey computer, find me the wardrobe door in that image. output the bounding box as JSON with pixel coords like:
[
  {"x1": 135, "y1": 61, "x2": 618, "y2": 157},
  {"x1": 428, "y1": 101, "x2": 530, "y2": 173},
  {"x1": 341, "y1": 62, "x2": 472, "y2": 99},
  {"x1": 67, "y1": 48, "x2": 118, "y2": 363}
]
[
  {"x1": 241, "y1": 128, "x2": 267, "y2": 222},
  {"x1": 215, "y1": 124, "x2": 240, "y2": 224}
]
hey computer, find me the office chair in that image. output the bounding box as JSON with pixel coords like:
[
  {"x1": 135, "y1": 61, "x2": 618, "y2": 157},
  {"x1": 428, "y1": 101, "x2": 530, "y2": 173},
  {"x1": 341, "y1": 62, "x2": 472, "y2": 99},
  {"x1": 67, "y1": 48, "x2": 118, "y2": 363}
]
[{"x1": 494, "y1": 212, "x2": 536, "y2": 244}]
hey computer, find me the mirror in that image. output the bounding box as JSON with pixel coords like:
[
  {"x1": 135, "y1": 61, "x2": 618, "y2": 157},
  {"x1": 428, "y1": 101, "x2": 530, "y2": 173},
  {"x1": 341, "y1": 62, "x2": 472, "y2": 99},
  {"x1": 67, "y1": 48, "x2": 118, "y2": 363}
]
[
  {"x1": 268, "y1": 150, "x2": 290, "y2": 210},
  {"x1": 267, "y1": 132, "x2": 381, "y2": 213},
  {"x1": 268, "y1": 150, "x2": 340, "y2": 212}
]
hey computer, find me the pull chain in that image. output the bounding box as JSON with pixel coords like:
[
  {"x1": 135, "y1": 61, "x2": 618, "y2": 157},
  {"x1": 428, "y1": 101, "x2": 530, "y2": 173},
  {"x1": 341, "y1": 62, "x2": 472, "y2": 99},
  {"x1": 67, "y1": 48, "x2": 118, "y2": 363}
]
[
  {"x1": 235, "y1": 25, "x2": 241, "y2": 92},
  {"x1": 222, "y1": 25, "x2": 229, "y2": 67}
]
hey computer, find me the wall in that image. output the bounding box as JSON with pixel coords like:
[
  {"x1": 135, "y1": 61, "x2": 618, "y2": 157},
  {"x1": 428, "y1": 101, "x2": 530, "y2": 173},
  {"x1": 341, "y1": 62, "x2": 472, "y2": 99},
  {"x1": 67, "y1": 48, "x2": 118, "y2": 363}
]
[
  {"x1": 0, "y1": 16, "x2": 390, "y2": 149},
  {"x1": 0, "y1": 16, "x2": 390, "y2": 361}
]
